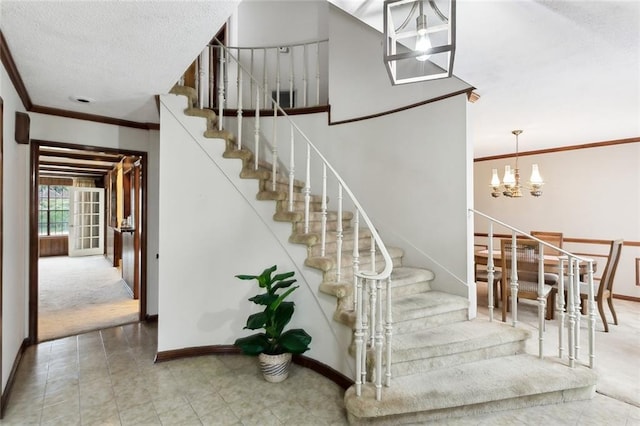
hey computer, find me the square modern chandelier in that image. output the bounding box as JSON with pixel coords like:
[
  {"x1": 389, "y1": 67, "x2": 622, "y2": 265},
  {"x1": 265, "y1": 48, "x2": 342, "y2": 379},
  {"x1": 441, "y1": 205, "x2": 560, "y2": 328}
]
[{"x1": 383, "y1": 0, "x2": 456, "y2": 85}]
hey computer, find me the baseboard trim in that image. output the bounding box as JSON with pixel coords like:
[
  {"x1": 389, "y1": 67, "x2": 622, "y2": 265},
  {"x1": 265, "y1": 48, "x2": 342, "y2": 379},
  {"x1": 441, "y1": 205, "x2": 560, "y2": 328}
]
[
  {"x1": 154, "y1": 345, "x2": 354, "y2": 390},
  {"x1": 145, "y1": 314, "x2": 158, "y2": 323},
  {"x1": 154, "y1": 345, "x2": 241, "y2": 363},
  {"x1": 613, "y1": 294, "x2": 640, "y2": 302},
  {"x1": 292, "y1": 354, "x2": 354, "y2": 390},
  {"x1": 1, "y1": 338, "x2": 28, "y2": 419}
]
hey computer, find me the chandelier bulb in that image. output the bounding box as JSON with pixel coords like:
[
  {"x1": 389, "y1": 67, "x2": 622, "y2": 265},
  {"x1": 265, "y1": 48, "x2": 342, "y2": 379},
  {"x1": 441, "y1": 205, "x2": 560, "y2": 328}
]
[
  {"x1": 530, "y1": 164, "x2": 543, "y2": 185},
  {"x1": 415, "y1": 14, "x2": 431, "y2": 61}
]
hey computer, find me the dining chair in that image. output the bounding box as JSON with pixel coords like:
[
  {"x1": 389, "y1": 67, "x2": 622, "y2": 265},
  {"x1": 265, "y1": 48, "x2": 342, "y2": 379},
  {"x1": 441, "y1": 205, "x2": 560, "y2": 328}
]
[
  {"x1": 475, "y1": 263, "x2": 502, "y2": 308},
  {"x1": 576, "y1": 239, "x2": 623, "y2": 332},
  {"x1": 500, "y1": 238, "x2": 557, "y2": 322},
  {"x1": 530, "y1": 231, "x2": 564, "y2": 256}
]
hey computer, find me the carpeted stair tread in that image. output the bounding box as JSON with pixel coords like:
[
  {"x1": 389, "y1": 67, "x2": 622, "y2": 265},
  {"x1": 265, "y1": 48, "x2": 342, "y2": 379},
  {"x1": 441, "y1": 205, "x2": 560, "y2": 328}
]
[
  {"x1": 392, "y1": 291, "x2": 468, "y2": 324},
  {"x1": 257, "y1": 190, "x2": 324, "y2": 203},
  {"x1": 392, "y1": 319, "x2": 530, "y2": 361},
  {"x1": 345, "y1": 354, "x2": 597, "y2": 422},
  {"x1": 389, "y1": 267, "x2": 435, "y2": 288},
  {"x1": 170, "y1": 85, "x2": 197, "y2": 106},
  {"x1": 185, "y1": 107, "x2": 217, "y2": 121},
  {"x1": 305, "y1": 247, "x2": 404, "y2": 272}
]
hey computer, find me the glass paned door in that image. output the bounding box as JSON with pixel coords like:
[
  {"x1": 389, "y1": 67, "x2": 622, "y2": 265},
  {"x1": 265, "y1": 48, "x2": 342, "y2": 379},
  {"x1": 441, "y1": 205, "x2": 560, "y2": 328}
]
[{"x1": 68, "y1": 187, "x2": 104, "y2": 257}]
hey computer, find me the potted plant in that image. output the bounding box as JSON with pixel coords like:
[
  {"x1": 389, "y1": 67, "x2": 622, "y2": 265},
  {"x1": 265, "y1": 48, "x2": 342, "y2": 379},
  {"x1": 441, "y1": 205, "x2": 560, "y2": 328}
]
[{"x1": 234, "y1": 265, "x2": 312, "y2": 382}]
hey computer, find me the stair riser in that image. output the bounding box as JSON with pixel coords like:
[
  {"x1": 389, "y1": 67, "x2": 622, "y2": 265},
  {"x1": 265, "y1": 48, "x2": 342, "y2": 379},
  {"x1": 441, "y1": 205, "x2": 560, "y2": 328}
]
[
  {"x1": 393, "y1": 309, "x2": 467, "y2": 335},
  {"x1": 388, "y1": 281, "x2": 432, "y2": 298},
  {"x1": 346, "y1": 385, "x2": 595, "y2": 425},
  {"x1": 321, "y1": 256, "x2": 403, "y2": 282},
  {"x1": 294, "y1": 219, "x2": 353, "y2": 234},
  {"x1": 259, "y1": 180, "x2": 304, "y2": 193},
  {"x1": 276, "y1": 200, "x2": 323, "y2": 213},
  {"x1": 309, "y1": 236, "x2": 373, "y2": 257},
  {"x1": 392, "y1": 340, "x2": 527, "y2": 377}
]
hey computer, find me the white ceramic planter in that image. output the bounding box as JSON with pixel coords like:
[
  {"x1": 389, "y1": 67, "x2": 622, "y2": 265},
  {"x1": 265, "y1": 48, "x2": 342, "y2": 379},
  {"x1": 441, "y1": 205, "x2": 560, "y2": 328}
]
[{"x1": 258, "y1": 352, "x2": 292, "y2": 383}]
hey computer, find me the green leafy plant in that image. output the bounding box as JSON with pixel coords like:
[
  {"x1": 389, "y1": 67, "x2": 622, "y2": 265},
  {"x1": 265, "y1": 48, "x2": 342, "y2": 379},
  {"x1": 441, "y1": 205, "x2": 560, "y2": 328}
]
[{"x1": 234, "y1": 265, "x2": 312, "y2": 356}]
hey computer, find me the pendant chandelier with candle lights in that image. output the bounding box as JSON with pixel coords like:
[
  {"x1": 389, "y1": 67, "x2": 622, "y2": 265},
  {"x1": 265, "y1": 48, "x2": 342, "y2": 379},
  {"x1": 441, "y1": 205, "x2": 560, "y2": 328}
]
[{"x1": 490, "y1": 130, "x2": 544, "y2": 198}]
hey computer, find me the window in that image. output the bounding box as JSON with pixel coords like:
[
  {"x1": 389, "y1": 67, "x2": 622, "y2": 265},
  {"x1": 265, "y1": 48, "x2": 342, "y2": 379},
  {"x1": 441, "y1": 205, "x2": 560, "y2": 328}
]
[{"x1": 38, "y1": 185, "x2": 70, "y2": 235}]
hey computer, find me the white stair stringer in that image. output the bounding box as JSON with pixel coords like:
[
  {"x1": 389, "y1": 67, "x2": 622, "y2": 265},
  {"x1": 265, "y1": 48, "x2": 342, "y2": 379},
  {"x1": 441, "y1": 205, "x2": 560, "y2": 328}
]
[{"x1": 168, "y1": 87, "x2": 596, "y2": 424}]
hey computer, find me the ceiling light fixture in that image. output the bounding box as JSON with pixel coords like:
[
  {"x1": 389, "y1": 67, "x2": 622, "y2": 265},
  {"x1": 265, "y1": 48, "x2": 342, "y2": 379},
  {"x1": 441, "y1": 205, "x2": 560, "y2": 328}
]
[
  {"x1": 70, "y1": 96, "x2": 94, "y2": 104},
  {"x1": 383, "y1": 0, "x2": 456, "y2": 85},
  {"x1": 491, "y1": 130, "x2": 544, "y2": 198}
]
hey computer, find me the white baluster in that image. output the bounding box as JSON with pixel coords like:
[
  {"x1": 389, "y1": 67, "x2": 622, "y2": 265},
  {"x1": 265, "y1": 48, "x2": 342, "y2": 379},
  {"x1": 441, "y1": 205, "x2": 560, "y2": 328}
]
[
  {"x1": 567, "y1": 257, "x2": 576, "y2": 368},
  {"x1": 236, "y1": 60, "x2": 243, "y2": 150},
  {"x1": 574, "y1": 259, "x2": 581, "y2": 360},
  {"x1": 369, "y1": 275, "x2": 376, "y2": 351},
  {"x1": 354, "y1": 275, "x2": 364, "y2": 396},
  {"x1": 336, "y1": 184, "x2": 343, "y2": 283},
  {"x1": 370, "y1": 236, "x2": 376, "y2": 273},
  {"x1": 558, "y1": 257, "x2": 566, "y2": 359},
  {"x1": 218, "y1": 49, "x2": 225, "y2": 131},
  {"x1": 302, "y1": 43, "x2": 308, "y2": 107},
  {"x1": 289, "y1": 47, "x2": 294, "y2": 108},
  {"x1": 195, "y1": 54, "x2": 200, "y2": 108},
  {"x1": 353, "y1": 211, "x2": 360, "y2": 310},
  {"x1": 587, "y1": 260, "x2": 595, "y2": 368},
  {"x1": 315, "y1": 41, "x2": 321, "y2": 105},
  {"x1": 537, "y1": 242, "x2": 545, "y2": 358},
  {"x1": 263, "y1": 48, "x2": 269, "y2": 110},
  {"x1": 384, "y1": 276, "x2": 393, "y2": 387},
  {"x1": 250, "y1": 49, "x2": 255, "y2": 109},
  {"x1": 288, "y1": 125, "x2": 295, "y2": 213},
  {"x1": 510, "y1": 233, "x2": 519, "y2": 326},
  {"x1": 303, "y1": 145, "x2": 311, "y2": 234},
  {"x1": 254, "y1": 88, "x2": 260, "y2": 170},
  {"x1": 320, "y1": 164, "x2": 327, "y2": 257},
  {"x1": 272, "y1": 107, "x2": 278, "y2": 191},
  {"x1": 487, "y1": 223, "x2": 495, "y2": 321},
  {"x1": 361, "y1": 278, "x2": 369, "y2": 386},
  {"x1": 276, "y1": 49, "x2": 281, "y2": 105},
  {"x1": 224, "y1": 49, "x2": 229, "y2": 110},
  {"x1": 208, "y1": 45, "x2": 214, "y2": 109},
  {"x1": 375, "y1": 278, "x2": 383, "y2": 401}
]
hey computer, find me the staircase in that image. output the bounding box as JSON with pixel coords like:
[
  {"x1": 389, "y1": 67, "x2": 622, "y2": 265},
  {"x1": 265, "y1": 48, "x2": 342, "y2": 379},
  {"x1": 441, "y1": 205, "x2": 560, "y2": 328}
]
[{"x1": 169, "y1": 86, "x2": 597, "y2": 424}]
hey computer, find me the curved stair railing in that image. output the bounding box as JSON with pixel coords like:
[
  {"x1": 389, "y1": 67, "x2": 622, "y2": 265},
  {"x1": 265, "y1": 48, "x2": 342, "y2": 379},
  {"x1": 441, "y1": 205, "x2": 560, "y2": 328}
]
[
  {"x1": 178, "y1": 39, "x2": 394, "y2": 400},
  {"x1": 470, "y1": 209, "x2": 597, "y2": 369}
]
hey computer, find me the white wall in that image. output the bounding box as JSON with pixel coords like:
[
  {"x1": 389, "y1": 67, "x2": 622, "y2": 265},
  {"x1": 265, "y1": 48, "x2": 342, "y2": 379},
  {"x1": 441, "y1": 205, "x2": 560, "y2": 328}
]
[
  {"x1": 474, "y1": 142, "x2": 640, "y2": 299},
  {"x1": 1, "y1": 63, "x2": 30, "y2": 393},
  {"x1": 232, "y1": 0, "x2": 329, "y2": 46},
  {"x1": 159, "y1": 94, "x2": 354, "y2": 375}
]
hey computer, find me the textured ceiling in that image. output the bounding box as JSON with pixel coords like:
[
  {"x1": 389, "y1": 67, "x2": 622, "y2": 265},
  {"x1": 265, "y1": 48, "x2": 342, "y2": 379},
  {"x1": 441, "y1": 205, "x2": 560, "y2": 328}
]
[
  {"x1": 1, "y1": 0, "x2": 240, "y2": 124},
  {"x1": 2, "y1": 0, "x2": 638, "y2": 156}
]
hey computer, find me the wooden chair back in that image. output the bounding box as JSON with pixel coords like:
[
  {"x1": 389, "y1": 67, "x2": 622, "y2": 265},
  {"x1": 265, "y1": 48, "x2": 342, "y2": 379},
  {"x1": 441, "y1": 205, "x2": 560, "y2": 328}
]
[
  {"x1": 530, "y1": 231, "x2": 563, "y2": 256},
  {"x1": 500, "y1": 238, "x2": 542, "y2": 292},
  {"x1": 598, "y1": 239, "x2": 623, "y2": 297}
]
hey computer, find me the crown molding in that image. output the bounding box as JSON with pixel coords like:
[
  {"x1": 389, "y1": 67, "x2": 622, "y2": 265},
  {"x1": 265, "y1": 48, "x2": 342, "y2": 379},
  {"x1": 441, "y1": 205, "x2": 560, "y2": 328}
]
[
  {"x1": 1, "y1": 30, "x2": 159, "y2": 131},
  {"x1": 474, "y1": 136, "x2": 640, "y2": 162},
  {"x1": 1, "y1": 31, "x2": 32, "y2": 110}
]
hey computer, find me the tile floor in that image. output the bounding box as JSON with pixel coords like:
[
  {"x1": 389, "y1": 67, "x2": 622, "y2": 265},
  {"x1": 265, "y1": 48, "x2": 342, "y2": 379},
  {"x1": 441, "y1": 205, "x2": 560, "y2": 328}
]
[{"x1": 1, "y1": 297, "x2": 639, "y2": 425}]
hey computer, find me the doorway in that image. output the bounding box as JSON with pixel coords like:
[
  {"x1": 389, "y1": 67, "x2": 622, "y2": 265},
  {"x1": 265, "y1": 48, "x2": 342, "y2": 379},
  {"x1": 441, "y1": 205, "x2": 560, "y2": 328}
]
[{"x1": 29, "y1": 140, "x2": 147, "y2": 344}]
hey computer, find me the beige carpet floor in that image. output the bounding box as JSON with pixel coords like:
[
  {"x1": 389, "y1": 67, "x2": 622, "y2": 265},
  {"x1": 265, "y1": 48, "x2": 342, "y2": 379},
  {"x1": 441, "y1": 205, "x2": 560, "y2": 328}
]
[{"x1": 38, "y1": 255, "x2": 139, "y2": 342}]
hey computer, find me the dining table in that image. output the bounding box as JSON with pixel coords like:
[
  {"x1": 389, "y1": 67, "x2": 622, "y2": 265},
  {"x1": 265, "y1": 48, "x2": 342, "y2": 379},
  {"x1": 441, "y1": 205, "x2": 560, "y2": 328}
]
[
  {"x1": 474, "y1": 249, "x2": 597, "y2": 322},
  {"x1": 474, "y1": 249, "x2": 596, "y2": 275}
]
